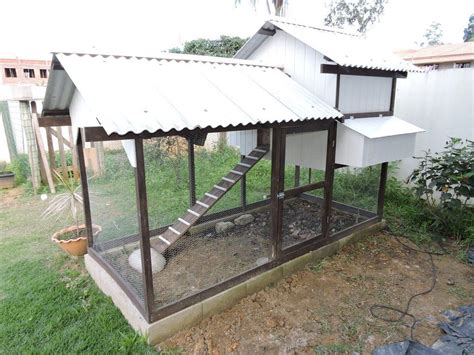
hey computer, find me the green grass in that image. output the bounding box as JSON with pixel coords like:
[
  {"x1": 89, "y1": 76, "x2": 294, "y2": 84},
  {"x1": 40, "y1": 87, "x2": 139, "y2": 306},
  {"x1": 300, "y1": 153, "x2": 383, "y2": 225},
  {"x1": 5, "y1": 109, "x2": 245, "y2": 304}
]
[{"x1": 0, "y1": 193, "x2": 158, "y2": 354}]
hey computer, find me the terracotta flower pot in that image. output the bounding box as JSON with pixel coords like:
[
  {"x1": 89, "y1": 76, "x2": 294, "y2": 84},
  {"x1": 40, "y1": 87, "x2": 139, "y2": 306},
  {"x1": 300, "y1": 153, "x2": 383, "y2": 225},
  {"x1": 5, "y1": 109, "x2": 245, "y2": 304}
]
[{"x1": 51, "y1": 224, "x2": 101, "y2": 256}]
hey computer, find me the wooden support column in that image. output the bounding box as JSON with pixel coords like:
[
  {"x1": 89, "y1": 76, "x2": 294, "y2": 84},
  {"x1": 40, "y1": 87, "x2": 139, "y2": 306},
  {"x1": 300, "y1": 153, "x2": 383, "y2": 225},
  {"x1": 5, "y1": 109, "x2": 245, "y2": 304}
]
[
  {"x1": 76, "y1": 131, "x2": 93, "y2": 247},
  {"x1": 377, "y1": 162, "x2": 389, "y2": 220},
  {"x1": 134, "y1": 138, "x2": 155, "y2": 321},
  {"x1": 321, "y1": 121, "x2": 337, "y2": 238},
  {"x1": 56, "y1": 127, "x2": 68, "y2": 179},
  {"x1": 308, "y1": 168, "x2": 312, "y2": 183},
  {"x1": 187, "y1": 136, "x2": 196, "y2": 207},
  {"x1": 294, "y1": 165, "x2": 300, "y2": 187},
  {"x1": 270, "y1": 127, "x2": 286, "y2": 259},
  {"x1": 31, "y1": 114, "x2": 56, "y2": 193},
  {"x1": 68, "y1": 126, "x2": 79, "y2": 179},
  {"x1": 46, "y1": 128, "x2": 56, "y2": 171},
  {"x1": 240, "y1": 155, "x2": 247, "y2": 210}
]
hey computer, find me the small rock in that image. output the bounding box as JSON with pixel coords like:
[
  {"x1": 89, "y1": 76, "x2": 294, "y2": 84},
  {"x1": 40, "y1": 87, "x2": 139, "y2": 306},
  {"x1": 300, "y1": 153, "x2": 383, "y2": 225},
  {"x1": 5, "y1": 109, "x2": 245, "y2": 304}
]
[
  {"x1": 216, "y1": 221, "x2": 234, "y2": 234},
  {"x1": 256, "y1": 257, "x2": 269, "y2": 266},
  {"x1": 446, "y1": 279, "x2": 455, "y2": 286},
  {"x1": 128, "y1": 248, "x2": 166, "y2": 273},
  {"x1": 234, "y1": 214, "x2": 255, "y2": 226}
]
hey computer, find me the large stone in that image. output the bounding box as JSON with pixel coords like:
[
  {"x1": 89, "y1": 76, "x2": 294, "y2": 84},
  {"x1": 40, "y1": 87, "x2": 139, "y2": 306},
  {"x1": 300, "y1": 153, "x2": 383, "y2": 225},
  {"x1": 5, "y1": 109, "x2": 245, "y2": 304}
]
[
  {"x1": 234, "y1": 214, "x2": 255, "y2": 226},
  {"x1": 128, "y1": 248, "x2": 166, "y2": 273},
  {"x1": 215, "y1": 221, "x2": 234, "y2": 234}
]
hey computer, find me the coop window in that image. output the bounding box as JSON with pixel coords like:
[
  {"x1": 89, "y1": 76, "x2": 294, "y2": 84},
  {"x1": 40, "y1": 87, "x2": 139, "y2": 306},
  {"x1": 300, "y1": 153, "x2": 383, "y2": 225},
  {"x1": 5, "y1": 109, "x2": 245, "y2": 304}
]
[
  {"x1": 455, "y1": 62, "x2": 471, "y2": 68},
  {"x1": 23, "y1": 68, "x2": 35, "y2": 78},
  {"x1": 4, "y1": 68, "x2": 17, "y2": 78},
  {"x1": 40, "y1": 69, "x2": 48, "y2": 78}
]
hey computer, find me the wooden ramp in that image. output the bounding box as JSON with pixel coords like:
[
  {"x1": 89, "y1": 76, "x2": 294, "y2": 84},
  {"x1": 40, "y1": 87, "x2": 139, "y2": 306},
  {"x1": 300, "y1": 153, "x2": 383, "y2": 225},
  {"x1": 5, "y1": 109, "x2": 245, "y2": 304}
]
[{"x1": 150, "y1": 146, "x2": 269, "y2": 253}]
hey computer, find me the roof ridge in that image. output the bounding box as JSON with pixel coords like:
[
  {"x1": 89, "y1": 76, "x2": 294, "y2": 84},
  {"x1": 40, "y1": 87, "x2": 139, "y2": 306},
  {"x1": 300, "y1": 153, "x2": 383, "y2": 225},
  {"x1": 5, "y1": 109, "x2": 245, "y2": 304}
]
[
  {"x1": 52, "y1": 51, "x2": 283, "y2": 69},
  {"x1": 268, "y1": 16, "x2": 359, "y2": 37}
]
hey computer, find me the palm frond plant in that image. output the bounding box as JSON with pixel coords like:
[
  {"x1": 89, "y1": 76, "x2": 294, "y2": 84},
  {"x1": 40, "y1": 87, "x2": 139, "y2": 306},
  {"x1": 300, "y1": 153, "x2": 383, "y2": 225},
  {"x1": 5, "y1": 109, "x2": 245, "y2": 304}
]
[{"x1": 42, "y1": 171, "x2": 101, "y2": 256}]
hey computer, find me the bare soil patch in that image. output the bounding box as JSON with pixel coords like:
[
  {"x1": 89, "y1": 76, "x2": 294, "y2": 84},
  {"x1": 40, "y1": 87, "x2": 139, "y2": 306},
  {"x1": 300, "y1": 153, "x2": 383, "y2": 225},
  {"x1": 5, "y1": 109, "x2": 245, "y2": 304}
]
[{"x1": 160, "y1": 232, "x2": 474, "y2": 354}]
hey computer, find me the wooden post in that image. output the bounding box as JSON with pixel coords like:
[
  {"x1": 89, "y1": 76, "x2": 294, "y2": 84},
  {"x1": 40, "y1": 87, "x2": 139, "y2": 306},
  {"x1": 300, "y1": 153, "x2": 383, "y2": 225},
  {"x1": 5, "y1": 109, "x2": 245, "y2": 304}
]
[
  {"x1": 46, "y1": 128, "x2": 56, "y2": 171},
  {"x1": 308, "y1": 168, "x2": 312, "y2": 183},
  {"x1": 56, "y1": 127, "x2": 68, "y2": 179},
  {"x1": 240, "y1": 155, "x2": 247, "y2": 210},
  {"x1": 20, "y1": 101, "x2": 40, "y2": 191},
  {"x1": 294, "y1": 165, "x2": 300, "y2": 187},
  {"x1": 31, "y1": 114, "x2": 56, "y2": 193},
  {"x1": 76, "y1": 131, "x2": 93, "y2": 247},
  {"x1": 134, "y1": 138, "x2": 155, "y2": 321},
  {"x1": 389, "y1": 78, "x2": 397, "y2": 112},
  {"x1": 321, "y1": 121, "x2": 337, "y2": 238},
  {"x1": 187, "y1": 136, "x2": 196, "y2": 207},
  {"x1": 68, "y1": 126, "x2": 79, "y2": 179},
  {"x1": 377, "y1": 162, "x2": 389, "y2": 220},
  {"x1": 270, "y1": 127, "x2": 286, "y2": 259}
]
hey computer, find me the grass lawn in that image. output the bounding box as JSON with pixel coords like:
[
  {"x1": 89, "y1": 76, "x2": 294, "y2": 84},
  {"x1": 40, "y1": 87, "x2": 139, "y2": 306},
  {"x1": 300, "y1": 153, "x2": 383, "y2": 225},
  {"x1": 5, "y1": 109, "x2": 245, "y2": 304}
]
[{"x1": 0, "y1": 188, "x2": 158, "y2": 354}]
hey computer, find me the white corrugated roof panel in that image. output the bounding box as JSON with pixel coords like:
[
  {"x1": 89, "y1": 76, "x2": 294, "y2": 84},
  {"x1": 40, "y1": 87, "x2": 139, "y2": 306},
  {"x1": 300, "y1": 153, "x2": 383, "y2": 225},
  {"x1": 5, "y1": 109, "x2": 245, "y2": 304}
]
[
  {"x1": 342, "y1": 116, "x2": 424, "y2": 139},
  {"x1": 43, "y1": 52, "x2": 342, "y2": 136},
  {"x1": 236, "y1": 17, "x2": 417, "y2": 72}
]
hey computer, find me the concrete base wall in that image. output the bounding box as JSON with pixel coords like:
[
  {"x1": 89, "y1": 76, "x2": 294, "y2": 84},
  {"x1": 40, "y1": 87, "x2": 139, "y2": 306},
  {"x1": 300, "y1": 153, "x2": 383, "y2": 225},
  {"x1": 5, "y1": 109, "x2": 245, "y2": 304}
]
[{"x1": 85, "y1": 220, "x2": 385, "y2": 344}]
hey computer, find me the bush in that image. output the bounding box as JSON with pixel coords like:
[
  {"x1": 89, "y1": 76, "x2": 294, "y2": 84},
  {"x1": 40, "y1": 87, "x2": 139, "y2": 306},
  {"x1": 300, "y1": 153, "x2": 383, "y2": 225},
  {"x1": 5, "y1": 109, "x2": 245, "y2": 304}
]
[{"x1": 8, "y1": 154, "x2": 30, "y2": 185}]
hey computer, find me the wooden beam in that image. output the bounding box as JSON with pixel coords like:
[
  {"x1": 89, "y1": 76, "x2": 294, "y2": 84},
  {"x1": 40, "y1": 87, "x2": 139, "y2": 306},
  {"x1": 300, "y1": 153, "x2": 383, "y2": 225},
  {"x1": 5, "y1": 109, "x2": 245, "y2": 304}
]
[
  {"x1": 31, "y1": 114, "x2": 56, "y2": 193},
  {"x1": 38, "y1": 115, "x2": 71, "y2": 127},
  {"x1": 76, "y1": 131, "x2": 93, "y2": 247},
  {"x1": 377, "y1": 162, "x2": 389, "y2": 220},
  {"x1": 321, "y1": 120, "x2": 337, "y2": 238},
  {"x1": 56, "y1": 127, "x2": 68, "y2": 179},
  {"x1": 294, "y1": 165, "x2": 300, "y2": 187},
  {"x1": 84, "y1": 119, "x2": 335, "y2": 142},
  {"x1": 257, "y1": 28, "x2": 276, "y2": 36},
  {"x1": 50, "y1": 128, "x2": 72, "y2": 148},
  {"x1": 321, "y1": 64, "x2": 408, "y2": 79},
  {"x1": 389, "y1": 78, "x2": 397, "y2": 112},
  {"x1": 284, "y1": 181, "x2": 325, "y2": 200},
  {"x1": 187, "y1": 136, "x2": 196, "y2": 207},
  {"x1": 134, "y1": 138, "x2": 155, "y2": 321},
  {"x1": 270, "y1": 127, "x2": 286, "y2": 259},
  {"x1": 343, "y1": 111, "x2": 393, "y2": 119},
  {"x1": 240, "y1": 155, "x2": 247, "y2": 210},
  {"x1": 68, "y1": 126, "x2": 79, "y2": 179},
  {"x1": 46, "y1": 128, "x2": 56, "y2": 170}
]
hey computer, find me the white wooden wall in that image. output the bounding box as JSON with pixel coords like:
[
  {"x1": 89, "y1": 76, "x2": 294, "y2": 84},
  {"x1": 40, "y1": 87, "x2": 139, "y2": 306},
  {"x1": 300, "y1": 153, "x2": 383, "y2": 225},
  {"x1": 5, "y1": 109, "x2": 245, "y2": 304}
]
[
  {"x1": 339, "y1": 75, "x2": 392, "y2": 113},
  {"x1": 394, "y1": 68, "x2": 474, "y2": 179}
]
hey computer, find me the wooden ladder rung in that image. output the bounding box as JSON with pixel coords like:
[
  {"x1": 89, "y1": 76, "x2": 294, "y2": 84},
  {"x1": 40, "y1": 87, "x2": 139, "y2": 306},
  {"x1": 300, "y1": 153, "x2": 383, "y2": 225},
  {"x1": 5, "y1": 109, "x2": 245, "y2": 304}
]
[
  {"x1": 246, "y1": 155, "x2": 259, "y2": 160},
  {"x1": 254, "y1": 148, "x2": 267, "y2": 153},
  {"x1": 188, "y1": 209, "x2": 200, "y2": 217},
  {"x1": 238, "y1": 162, "x2": 251, "y2": 168},
  {"x1": 222, "y1": 177, "x2": 235, "y2": 183},
  {"x1": 214, "y1": 184, "x2": 226, "y2": 192},
  {"x1": 178, "y1": 217, "x2": 190, "y2": 226},
  {"x1": 158, "y1": 235, "x2": 171, "y2": 245},
  {"x1": 196, "y1": 200, "x2": 210, "y2": 208},
  {"x1": 169, "y1": 226, "x2": 181, "y2": 235},
  {"x1": 230, "y1": 169, "x2": 243, "y2": 175},
  {"x1": 205, "y1": 192, "x2": 218, "y2": 200}
]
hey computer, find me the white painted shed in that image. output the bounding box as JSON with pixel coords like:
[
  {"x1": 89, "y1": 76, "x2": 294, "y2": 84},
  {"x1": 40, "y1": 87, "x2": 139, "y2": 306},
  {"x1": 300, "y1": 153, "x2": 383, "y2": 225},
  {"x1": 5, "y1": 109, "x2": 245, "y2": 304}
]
[{"x1": 230, "y1": 18, "x2": 424, "y2": 168}]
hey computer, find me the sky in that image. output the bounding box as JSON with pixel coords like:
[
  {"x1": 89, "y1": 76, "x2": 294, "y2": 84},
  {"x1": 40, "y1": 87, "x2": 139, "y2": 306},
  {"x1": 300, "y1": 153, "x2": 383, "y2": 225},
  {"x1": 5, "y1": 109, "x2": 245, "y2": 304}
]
[{"x1": 0, "y1": 0, "x2": 472, "y2": 59}]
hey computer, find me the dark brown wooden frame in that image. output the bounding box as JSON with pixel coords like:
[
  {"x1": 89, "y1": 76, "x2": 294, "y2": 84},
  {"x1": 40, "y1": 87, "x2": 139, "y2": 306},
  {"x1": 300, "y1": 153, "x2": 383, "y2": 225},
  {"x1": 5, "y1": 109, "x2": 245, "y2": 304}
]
[{"x1": 76, "y1": 119, "x2": 389, "y2": 323}]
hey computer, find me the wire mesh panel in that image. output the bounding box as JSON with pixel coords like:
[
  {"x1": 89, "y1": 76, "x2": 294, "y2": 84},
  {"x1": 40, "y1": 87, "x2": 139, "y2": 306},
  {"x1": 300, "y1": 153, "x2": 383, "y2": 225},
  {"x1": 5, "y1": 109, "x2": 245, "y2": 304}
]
[{"x1": 87, "y1": 143, "x2": 144, "y2": 299}]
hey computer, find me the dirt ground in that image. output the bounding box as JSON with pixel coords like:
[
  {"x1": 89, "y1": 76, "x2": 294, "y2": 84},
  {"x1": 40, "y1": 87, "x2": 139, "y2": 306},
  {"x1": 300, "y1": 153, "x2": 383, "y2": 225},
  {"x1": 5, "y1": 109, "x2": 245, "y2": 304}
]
[{"x1": 159, "y1": 232, "x2": 474, "y2": 354}]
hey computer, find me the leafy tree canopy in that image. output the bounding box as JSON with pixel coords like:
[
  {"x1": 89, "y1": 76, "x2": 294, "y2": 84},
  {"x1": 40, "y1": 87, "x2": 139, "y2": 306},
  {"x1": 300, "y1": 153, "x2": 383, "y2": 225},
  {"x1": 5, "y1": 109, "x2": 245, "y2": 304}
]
[
  {"x1": 169, "y1": 36, "x2": 248, "y2": 58},
  {"x1": 463, "y1": 14, "x2": 474, "y2": 42},
  {"x1": 419, "y1": 21, "x2": 443, "y2": 47},
  {"x1": 324, "y1": 0, "x2": 388, "y2": 33}
]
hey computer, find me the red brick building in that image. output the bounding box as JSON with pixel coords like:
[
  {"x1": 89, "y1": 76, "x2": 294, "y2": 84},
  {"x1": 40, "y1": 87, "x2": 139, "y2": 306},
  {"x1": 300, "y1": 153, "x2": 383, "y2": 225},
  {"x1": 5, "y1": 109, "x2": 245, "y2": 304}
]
[{"x1": 0, "y1": 58, "x2": 51, "y2": 86}]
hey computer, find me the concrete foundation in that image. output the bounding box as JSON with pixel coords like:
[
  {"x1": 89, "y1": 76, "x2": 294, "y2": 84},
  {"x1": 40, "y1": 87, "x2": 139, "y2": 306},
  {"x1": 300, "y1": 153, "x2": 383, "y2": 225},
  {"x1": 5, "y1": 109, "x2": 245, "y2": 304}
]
[{"x1": 85, "y1": 220, "x2": 384, "y2": 344}]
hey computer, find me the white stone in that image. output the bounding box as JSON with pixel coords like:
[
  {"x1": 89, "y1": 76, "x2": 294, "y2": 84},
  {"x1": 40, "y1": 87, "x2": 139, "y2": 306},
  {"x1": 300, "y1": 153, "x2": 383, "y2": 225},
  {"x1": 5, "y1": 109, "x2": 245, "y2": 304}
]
[
  {"x1": 128, "y1": 248, "x2": 166, "y2": 273},
  {"x1": 215, "y1": 221, "x2": 234, "y2": 234},
  {"x1": 234, "y1": 214, "x2": 255, "y2": 226}
]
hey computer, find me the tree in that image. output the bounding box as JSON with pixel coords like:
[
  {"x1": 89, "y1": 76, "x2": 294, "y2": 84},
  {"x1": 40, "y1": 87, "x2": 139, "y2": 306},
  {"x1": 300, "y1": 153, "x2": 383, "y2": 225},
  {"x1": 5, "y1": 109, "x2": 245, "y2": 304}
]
[
  {"x1": 169, "y1": 36, "x2": 247, "y2": 58},
  {"x1": 234, "y1": 0, "x2": 288, "y2": 16},
  {"x1": 464, "y1": 14, "x2": 474, "y2": 42},
  {"x1": 419, "y1": 22, "x2": 443, "y2": 47},
  {"x1": 324, "y1": 0, "x2": 388, "y2": 33}
]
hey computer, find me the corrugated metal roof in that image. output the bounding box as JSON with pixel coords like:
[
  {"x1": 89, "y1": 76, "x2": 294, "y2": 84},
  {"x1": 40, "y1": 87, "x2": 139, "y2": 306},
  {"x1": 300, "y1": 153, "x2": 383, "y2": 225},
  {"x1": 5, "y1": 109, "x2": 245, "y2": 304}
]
[
  {"x1": 43, "y1": 52, "x2": 342, "y2": 136},
  {"x1": 236, "y1": 17, "x2": 416, "y2": 72},
  {"x1": 341, "y1": 116, "x2": 424, "y2": 139}
]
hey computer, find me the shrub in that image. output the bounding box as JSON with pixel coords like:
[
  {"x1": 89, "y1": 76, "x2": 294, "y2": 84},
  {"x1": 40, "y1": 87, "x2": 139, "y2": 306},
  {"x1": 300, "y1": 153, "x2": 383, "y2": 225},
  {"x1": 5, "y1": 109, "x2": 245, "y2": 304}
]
[{"x1": 8, "y1": 154, "x2": 30, "y2": 185}]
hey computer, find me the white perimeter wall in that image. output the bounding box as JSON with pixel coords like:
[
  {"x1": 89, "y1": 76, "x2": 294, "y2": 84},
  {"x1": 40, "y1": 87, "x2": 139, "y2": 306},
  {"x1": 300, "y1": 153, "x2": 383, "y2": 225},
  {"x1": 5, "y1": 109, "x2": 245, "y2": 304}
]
[{"x1": 394, "y1": 68, "x2": 474, "y2": 180}]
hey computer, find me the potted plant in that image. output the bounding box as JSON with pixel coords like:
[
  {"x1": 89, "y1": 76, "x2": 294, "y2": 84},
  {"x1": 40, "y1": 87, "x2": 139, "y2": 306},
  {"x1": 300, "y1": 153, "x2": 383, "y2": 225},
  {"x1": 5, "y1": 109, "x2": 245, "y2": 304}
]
[
  {"x1": 0, "y1": 161, "x2": 15, "y2": 189},
  {"x1": 42, "y1": 171, "x2": 101, "y2": 256}
]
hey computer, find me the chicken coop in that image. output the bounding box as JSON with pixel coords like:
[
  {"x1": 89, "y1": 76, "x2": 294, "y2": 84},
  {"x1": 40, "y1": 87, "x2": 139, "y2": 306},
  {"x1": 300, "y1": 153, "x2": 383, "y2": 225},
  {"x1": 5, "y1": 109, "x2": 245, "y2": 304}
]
[{"x1": 39, "y1": 23, "x2": 422, "y2": 342}]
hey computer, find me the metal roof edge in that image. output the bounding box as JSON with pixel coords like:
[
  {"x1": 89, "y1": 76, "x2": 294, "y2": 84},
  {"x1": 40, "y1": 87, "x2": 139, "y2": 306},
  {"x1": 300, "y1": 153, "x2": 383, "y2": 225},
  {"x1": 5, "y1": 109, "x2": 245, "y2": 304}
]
[{"x1": 52, "y1": 51, "x2": 283, "y2": 69}]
